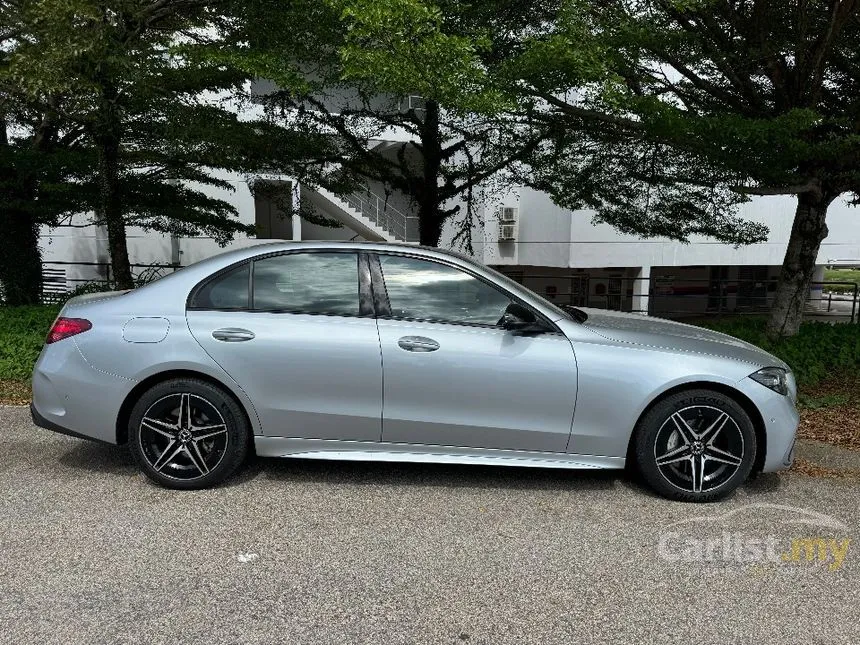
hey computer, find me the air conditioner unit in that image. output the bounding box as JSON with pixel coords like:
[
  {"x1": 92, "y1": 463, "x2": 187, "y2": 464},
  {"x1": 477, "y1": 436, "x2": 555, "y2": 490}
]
[
  {"x1": 499, "y1": 223, "x2": 518, "y2": 242},
  {"x1": 498, "y1": 207, "x2": 518, "y2": 241},
  {"x1": 399, "y1": 95, "x2": 427, "y2": 113}
]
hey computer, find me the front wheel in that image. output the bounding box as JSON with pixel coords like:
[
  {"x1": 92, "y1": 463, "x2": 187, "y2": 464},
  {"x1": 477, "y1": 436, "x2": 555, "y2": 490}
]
[
  {"x1": 128, "y1": 378, "x2": 251, "y2": 489},
  {"x1": 634, "y1": 389, "x2": 757, "y2": 502}
]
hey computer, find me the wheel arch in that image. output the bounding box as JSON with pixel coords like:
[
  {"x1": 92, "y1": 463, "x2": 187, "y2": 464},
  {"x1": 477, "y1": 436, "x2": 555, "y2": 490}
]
[
  {"x1": 116, "y1": 369, "x2": 256, "y2": 446},
  {"x1": 625, "y1": 380, "x2": 767, "y2": 474}
]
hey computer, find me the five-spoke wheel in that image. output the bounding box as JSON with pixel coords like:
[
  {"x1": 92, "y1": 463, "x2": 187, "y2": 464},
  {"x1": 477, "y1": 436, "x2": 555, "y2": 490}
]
[
  {"x1": 129, "y1": 379, "x2": 250, "y2": 489},
  {"x1": 635, "y1": 389, "x2": 756, "y2": 502}
]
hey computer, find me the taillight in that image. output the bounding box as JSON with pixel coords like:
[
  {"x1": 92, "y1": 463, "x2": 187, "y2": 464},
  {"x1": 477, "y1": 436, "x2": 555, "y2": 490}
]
[{"x1": 46, "y1": 317, "x2": 92, "y2": 344}]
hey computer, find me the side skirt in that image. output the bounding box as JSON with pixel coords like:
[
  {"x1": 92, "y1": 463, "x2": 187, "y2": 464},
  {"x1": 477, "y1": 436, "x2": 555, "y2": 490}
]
[{"x1": 254, "y1": 437, "x2": 625, "y2": 470}]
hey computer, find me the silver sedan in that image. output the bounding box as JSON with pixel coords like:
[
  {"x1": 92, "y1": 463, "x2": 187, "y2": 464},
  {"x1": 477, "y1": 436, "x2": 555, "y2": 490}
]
[{"x1": 31, "y1": 242, "x2": 798, "y2": 501}]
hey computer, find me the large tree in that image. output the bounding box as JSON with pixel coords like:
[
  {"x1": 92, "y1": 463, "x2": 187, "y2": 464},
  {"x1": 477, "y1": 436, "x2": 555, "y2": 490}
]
[
  {"x1": 6, "y1": 0, "x2": 305, "y2": 290},
  {"x1": 514, "y1": 0, "x2": 860, "y2": 338},
  {"x1": 0, "y1": 106, "x2": 94, "y2": 304},
  {"x1": 219, "y1": 0, "x2": 557, "y2": 248},
  {"x1": 0, "y1": 1, "x2": 96, "y2": 303}
]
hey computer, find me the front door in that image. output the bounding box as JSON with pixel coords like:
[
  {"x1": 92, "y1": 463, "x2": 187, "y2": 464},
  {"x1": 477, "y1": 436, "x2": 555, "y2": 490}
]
[
  {"x1": 373, "y1": 253, "x2": 578, "y2": 453},
  {"x1": 186, "y1": 250, "x2": 382, "y2": 442}
]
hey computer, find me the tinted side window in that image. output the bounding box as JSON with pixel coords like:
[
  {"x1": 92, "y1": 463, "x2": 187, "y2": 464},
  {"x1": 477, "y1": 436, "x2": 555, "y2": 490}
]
[
  {"x1": 192, "y1": 263, "x2": 249, "y2": 309},
  {"x1": 379, "y1": 255, "x2": 513, "y2": 325},
  {"x1": 253, "y1": 252, "x2": 359, "y2": 316}
]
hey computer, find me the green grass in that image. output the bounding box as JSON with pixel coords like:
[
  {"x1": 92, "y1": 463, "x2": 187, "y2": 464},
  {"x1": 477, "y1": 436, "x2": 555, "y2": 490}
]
[
  {"x1": 698, "y1": 317, "x2": 860, "y2": 387},
  {"x1": 823, "y1": 268, "x2": 860, "y2": 295},
  {"x1": 0, "y1": 305, "x2": 61, "y2": 381}
]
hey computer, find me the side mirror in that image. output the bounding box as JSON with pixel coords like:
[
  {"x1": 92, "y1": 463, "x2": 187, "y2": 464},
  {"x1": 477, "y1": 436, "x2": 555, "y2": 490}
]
[{"x1": 500, "y1": 302, "x2": 541, "y2": 332}]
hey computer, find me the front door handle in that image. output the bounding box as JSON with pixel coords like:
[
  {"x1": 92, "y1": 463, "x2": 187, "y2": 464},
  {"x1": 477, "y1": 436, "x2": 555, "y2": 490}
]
[
  {"x1": 212, "y1": 328, "x2": 255, "y2": 342},
  {"x1": 397, "y1": 336, "x2": 440, "y2": 352}
]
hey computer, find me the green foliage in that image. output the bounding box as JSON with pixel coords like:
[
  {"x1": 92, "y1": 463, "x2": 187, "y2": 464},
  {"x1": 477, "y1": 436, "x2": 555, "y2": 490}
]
[
  {"x1": 1, "y1": 0, "x2": 290, "y2": 271},
  {"x1": 335, "y1": 0, "x2": 507, "y2": 114},
  {"x1": 796, "y1": 392, "x2": 850, "y2": 410},
  {"x1": 517, "y1": 1, "x2": 860, "y2": 242},
  {"x1": 0, "y1": 306, "x2": 60, "y2": 380},
  {"x1": 699, "y1": 318, "x2": 860, "y2": 386},
  {"x1": 222, "y1": 0, "x2": 554, "y2": 246},
  {"x1": 823, "y1": 269, "x2": 860, "y2": 295}
]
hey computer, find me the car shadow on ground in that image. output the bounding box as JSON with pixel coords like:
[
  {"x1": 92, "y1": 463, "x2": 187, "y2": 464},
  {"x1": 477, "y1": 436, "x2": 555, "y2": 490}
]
[
  {"x1": 239, "y1": 454, "x2": 632, "y2": 494},
  {"x1": 54, "y1": 440, "x2": 625, "y2": 493},
  {"x1": 57, "y1": 439, "x2": 136, "y2": 475},
  {"x1": 54, "y1": 439, "x2": 784, "y2": 498}
]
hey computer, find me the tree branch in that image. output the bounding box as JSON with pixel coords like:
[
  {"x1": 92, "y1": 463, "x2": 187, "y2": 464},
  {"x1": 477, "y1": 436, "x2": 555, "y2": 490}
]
[{"x1": 731, "y1": 179, "x2": 823, "y2": 198}]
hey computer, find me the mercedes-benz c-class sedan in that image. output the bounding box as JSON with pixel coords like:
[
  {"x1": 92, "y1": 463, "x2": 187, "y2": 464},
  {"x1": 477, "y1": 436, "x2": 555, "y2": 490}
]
[{"x1": 31, "y1": 242, "x2": 798, "y2": 501}]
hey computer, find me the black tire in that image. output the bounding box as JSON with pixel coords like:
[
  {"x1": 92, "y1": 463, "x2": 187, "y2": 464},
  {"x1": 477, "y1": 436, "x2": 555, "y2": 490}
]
[
  {"x1": 128, "y1": 378, "x2": 250, "y2": 490},
  {"x1": 634, "y1": 388, "x2": 757, "y2": 502}
]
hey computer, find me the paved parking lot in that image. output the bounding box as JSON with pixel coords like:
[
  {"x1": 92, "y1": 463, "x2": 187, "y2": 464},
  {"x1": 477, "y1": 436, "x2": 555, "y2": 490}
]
[{"x1": 1, "y1": 405, "x2": 858, "y2": 645}]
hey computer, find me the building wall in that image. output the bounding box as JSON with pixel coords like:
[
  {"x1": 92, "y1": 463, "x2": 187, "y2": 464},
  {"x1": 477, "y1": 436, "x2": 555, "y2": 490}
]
[
  {"x1": 37, "y1": 163, "x2": 860, "y2": 304},
  {"x1": 473, "y1": 189, "x2": 860, "y2": 270}
]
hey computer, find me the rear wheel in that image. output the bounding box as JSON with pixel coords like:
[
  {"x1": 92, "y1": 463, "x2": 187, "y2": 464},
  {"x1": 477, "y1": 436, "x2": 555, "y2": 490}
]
[
  {"x1": 128, "y1": 378, "x2": 250, "y2": 489},
  {"x1": 634, "y1": 389, "x2": 757, "y2": 502}
]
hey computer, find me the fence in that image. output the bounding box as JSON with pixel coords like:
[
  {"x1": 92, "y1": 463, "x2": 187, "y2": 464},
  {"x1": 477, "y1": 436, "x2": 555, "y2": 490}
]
[
  {"x1": 40, "y1": 260, "x2": 182, "y2": 303},
  {"x1": 517, "y1": 274, "x2": 860, "y2": 324},
  {"x1": 31, "y1": 262, "x2": 860, "y2": 324}
]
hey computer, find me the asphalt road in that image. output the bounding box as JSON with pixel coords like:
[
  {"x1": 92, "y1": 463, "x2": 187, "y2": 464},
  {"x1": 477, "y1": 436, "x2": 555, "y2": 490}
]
[{"x1": 1, "y1": 405, "x2": 858, "y2": 645}]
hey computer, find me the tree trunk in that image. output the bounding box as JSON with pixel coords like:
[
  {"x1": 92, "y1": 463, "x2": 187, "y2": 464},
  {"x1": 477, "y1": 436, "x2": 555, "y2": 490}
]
[
  {"x1": 0, "y1": 118, "x2": 43, "y2": 305},
  {"x1": 0, "y1": 208, "x2": 42, "y2": 305},
  {"x1": 417, "y1": 99, "x2": 444, "y2": 247},
  {"x1": 766, "y1": 191, "x2": 834, "y2": 339},
  {"x1": 96, "y1": 129, "x2": 133, "y2": 290}
]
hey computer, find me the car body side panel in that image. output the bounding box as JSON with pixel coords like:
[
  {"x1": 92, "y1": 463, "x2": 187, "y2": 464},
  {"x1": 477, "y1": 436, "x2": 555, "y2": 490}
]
[
  {"x1": 734, "y1": 376, "x2": 799, "y2": 472},
  {"x1": 558, "y1": 320, "x2": 768, "y2": 459},
  {"x1": 31, "y1": 335, "x2": 136, "y2": 444},
  {"x1": 42, "y1": 297, "x2": 264, "y2": 440},
  {"x1": 377, "y1": 320, "x2": 577, "y2": 452},
  {"x1": 186, "y1": 311, "x2": 383, "y2": 442},
  {"x1": 254, "y1": 436, "x2": 625, "y2": 470}
]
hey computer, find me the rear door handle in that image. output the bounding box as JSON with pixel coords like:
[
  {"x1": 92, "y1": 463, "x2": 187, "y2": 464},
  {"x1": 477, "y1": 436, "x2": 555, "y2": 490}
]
[
  {"x1": 397, "y1": 336, "x2": 440, "y2": 352},
  {"x1": 212, "y1": 328, "x2": 255, "y2": 342}
]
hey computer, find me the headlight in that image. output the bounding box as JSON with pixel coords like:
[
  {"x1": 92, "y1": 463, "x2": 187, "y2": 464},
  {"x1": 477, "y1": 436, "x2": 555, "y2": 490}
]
[{"x1": 749, "y1": 367, "x2": 789, "y2": 395}]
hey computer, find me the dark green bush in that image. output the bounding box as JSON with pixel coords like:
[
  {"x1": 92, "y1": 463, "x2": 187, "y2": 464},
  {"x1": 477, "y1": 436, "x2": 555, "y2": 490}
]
[
  {"x1": 0, "y1": 306, "x2": 61, "y2": 380},
  {"x1": 699, "y1": 317, "x2": 860, "y2": 386}
]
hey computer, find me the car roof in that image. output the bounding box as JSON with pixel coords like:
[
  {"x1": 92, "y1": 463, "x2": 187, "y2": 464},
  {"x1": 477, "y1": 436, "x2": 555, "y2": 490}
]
[
  {"x1": 72, "y1": 239, "x2": 565, "y2": 322},
  {"x1": 181, "y1": 240, "x2": 476, "y2": 272},
  {"x1": 125, "y1": 241, "x2": 477, "y2": 304}
]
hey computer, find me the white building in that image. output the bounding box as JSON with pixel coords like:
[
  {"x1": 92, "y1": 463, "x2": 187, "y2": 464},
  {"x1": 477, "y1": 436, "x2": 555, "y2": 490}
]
[{"x1": 39, "y1": 126, "x2": 860, "y2": 318}]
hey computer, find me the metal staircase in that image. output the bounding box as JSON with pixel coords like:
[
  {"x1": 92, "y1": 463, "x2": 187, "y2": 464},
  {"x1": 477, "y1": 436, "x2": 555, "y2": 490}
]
[{"x1": 307, "y1": 185, "x2": 419, "y2": 243}]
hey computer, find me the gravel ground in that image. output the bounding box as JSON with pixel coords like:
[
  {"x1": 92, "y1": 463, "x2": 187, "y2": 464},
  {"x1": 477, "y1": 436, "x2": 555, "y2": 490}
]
[{"x1": 1, "y1": 405, "x2": 858, "y2": 645}]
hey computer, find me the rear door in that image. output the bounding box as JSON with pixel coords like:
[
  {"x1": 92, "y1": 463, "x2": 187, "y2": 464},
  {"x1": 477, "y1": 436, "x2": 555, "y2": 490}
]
[{"x1": 186, "y1": 250, "x2": 383, "y2": 441}]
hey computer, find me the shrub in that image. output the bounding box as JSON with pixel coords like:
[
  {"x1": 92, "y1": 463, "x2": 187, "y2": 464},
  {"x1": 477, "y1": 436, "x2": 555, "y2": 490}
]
[
  {"x1": 0, "y1": 305, "x2": 62, "y2": 380},
  {"x1": 698, "y1": 317, "x2": 860, "y2": 386}
]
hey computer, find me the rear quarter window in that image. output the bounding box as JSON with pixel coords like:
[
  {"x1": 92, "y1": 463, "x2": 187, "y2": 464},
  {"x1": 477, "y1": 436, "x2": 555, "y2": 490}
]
[{"x1": 189, "y1": 263, "x2": 250, "y2": 309}]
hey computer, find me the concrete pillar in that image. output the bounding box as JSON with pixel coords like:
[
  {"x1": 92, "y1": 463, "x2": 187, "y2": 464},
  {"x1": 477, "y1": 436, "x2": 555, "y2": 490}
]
[
  {"x1": 291, "y1": 181, "x2": 302, "y2": 241},
  {"x1": 810, "y1": 264, "x2": 825, "y2": 310},
  {"x1": 632, "y1": 265, "x2": 651, "y2": 315}
]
